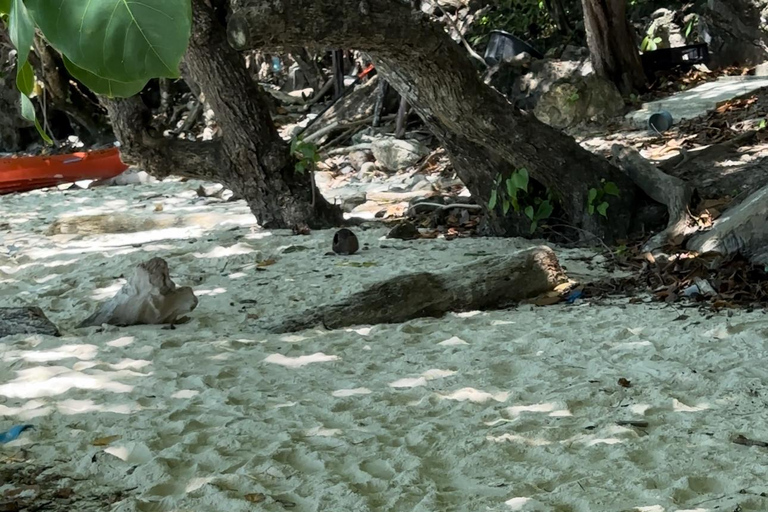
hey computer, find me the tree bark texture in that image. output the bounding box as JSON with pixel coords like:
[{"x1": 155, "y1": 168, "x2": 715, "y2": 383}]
[
  {"x1": 581, "y1": 0, "x2": 646, "y2": 94},
  {"x1": 104, "y1": 0, "x2": 342, "y2": 230},
  {"x1": 0, "y1": 307, "x2": 59, "y2": 339},
  {"x1": 32, "y1": 37, "x2": 112, "y2": 144},
  {"x1": 228, "y1": 0, "x2": 639, "y2": 241}
]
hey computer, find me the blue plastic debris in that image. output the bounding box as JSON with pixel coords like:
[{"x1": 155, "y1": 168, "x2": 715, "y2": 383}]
[
  {"x1": 0, "y1": 424, "x2": 33, "y2": 444},
  {"x1": 566, "y1": 290, "x2": 583, "y2": 304}
]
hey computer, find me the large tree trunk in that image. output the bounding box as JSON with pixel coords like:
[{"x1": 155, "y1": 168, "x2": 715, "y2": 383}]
[
  {"x1": 227, "y1": 0, "x2": 640, "y2": 241},
  {"x1": 581, "y1": 0, "x2": 646, "y2": 94},
  {"x1": 103, "y1": 0, "x2": 342, "y2": 230}
]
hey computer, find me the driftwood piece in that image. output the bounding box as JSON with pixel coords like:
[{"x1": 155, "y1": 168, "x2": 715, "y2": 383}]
[
  {"x1": 612, "y1": 145, "x2": 697, "y2": 251},
  {"x1": 0, "y1": 307, "x2": 60, "y2": 339},
  {"x1": 686, "y1": 185, "x2": 768, "y2": 266},
  {"x1": 264, "y1": 246, "x2": 567, "y2": 333},
  {"x1": 78, "y1": 257, "x2": 199, "y2": 328}
]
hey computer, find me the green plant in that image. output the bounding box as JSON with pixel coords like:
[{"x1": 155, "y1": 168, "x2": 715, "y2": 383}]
[
  {"x1": 290, "y1": 137, "x2": 320, "y2": 174},
  {"x1": 0, "y1": 0, "x2": 192, "y2": 143},
  {"x1": 488, "y1": 167, "x2": 554, "y2": 233},
  {"x1": 684, "y1": 15, "x2": 698, "y2": 42},
  {"x1": 566, "y1": 91, "x2": 580, "y2": 104},
  {"x1": 641, "y1": 34, "x2": 662, "y2": 52},
  {"x1": 641, "y1": 26, "x2": 661, "y2": 52},
  {"x1": 587, "y1": 180, "x2": 620, "y2": 218},
  {"x1": 290, "y1": 137, "x2": 321, "y2": 206},
  {"x1": 524, "y1": 197, "x2": 554, "y2": 234}
]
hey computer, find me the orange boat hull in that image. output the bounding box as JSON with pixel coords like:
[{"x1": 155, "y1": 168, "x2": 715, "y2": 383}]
[{"x1": 0, "y1": 147, "x2": 128, "y2": 195}]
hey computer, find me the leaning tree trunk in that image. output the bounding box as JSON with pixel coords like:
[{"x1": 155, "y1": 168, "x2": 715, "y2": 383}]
[
  {"x1": 103, "y1": 0, "x2": 342, "y2": 230},
  {"x1": 227, "y1": 0, "x2": 640, "y2": 240},
  {"x1": 581, "y1": 0, "x2": 646, "y2": 94}
]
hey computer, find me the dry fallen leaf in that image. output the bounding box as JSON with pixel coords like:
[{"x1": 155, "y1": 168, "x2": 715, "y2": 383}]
[
  {"x1": 257, "y1": 259, "x2": 276, "y2": 267},
  {"x1": 531, "y1": 293, "x2": 562, "y2": 306},
  {"x1": 244, "y1": 493, "x2": 266, "y2": 503},
  {"x1": 618, "y1": 378, "x2": 632, "y2": 388},
  {"x1": 92, "y1": 435, "x2": 121, "y2": 446},
  {"x1": 154, "y1": 203, "x2": 163, "y2": 212}
]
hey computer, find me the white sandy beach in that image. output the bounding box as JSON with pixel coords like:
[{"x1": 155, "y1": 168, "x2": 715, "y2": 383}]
[{"x1": 2, "y1": 178, "x2": 768, "y2": 511}]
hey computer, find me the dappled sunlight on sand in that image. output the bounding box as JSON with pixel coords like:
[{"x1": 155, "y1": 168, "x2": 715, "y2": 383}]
[
  {"x1": 263, "y1": 352, "x2": 340, "y2": 368},
  {"x1": 0, "y1": 179, "x2": 766, "y2": 511}
]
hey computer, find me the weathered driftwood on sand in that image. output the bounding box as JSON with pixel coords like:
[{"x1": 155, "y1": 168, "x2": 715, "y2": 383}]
[
  {"x1": 264, "y1": 246, "x2": 567, "y2": 333},
  {"x1": 0, "y1": 307, "x2": 60, "y2": 339},
  {"x1": 687, "y1": 185, "x2": 768, "y2": 266},
  {"x1": 78, "y1": 257, "x2": 198, "y2": 328}
]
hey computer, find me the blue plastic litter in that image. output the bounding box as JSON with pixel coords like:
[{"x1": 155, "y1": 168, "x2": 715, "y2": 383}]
[
  {"x1": 0, "y1": 424, "x2": 33, "y2": 444},
  {"x1": 566, "y1": 290, "x2": 583, "y2": 304}
]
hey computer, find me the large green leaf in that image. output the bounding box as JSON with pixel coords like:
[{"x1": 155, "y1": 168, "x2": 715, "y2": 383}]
[
  {"x1": 26, "y1": 0, "x2": 192, "y2": 84},
  {"x1": 63, "y1": 54, "x2": 147, "y2": 98},
  {"x1": 0, "y1": 0, "x2": 10, "y2": 15},
  {"x1": 7, "y1": 0, "x2": 33, "y2": 64},
  {"x1": 8, "y1": 0, "x2": 51, "y2": 143}
]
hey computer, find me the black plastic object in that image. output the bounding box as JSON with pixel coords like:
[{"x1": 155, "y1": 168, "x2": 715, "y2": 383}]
[
  {"x1": 484, "y1": 30, "x2": 543, "y2": 65},
  {"x1": 641, "y1": 43, "x2": 709, "y2": 73}
]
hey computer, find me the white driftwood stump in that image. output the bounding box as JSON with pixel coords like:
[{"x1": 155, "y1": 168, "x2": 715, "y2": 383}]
[{"x1": 78, "y1": 257, "x2": 198, "y2": 328}]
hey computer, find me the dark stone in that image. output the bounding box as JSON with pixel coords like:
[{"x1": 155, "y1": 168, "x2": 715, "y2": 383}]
[
  {"x1": 332, "y1": 228, "x2": 360, "y2": 255},
  {"x1": 387, "y1": 221, "x2": 421, "y2": 240},
  {"x1": 0, "y1": 307, "x2": 60, "y2": 339}
]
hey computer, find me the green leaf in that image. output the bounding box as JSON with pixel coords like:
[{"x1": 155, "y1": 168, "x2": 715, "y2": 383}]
[
  {"x1": 511, "y1": 195, "x2": 520, "y2": 212},
  {"x1": 298, "y1": 143, "x2": 317, "y2": 160},
  {"x1": 588, "y1": 204, "x2": 595, "y2": 215},
  {"x1": 295, "y1": 161, "x2": 306, "y2": 174},
  {"x1": 0, "y1": 0, "x2": 9, "y2": 15},
  {"x1": 8, "y1": 0, "x2": 34, "y2": 66},
  {"x1": 511, "y1": 168, "x2": 529, "y2": 192},
  {"x1": 506, "y1": 177, "x2": 516, "y2": 197},
  {"x1": 62, "y1": 54, "x2": 148, "y2": 98},
  {"x1": 597, "y1": 202, "x2": 609, "y2": 217},
  {"x1": 26, "y1": 0, "x2": 192, "y2": 85},
  {"x1": 603, "y1": 181, "x2": 620, "y2": 197},
  {"x1": 529, "y1": 220, "x2": 537, "y2": 234},
  {"x1": 488, "y1": 189, "x2": 497, "y2": 210},
  {"x1": 524, "y1": 205, "x2": 534, "y2": 221},
  {"x1": 502, "y1": 198, "x2": 510, "y2": 215},
  {"x1": 588, "y1": 188, "x2": 598, "y2": 204},
  {"x1": 9, "y1": 1, "x2": 51, "y2": 144},
  {"x1": 536, "y1": 200, "x2": 553, "y2": 220}
]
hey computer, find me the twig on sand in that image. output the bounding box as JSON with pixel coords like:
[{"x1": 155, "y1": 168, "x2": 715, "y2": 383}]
[{"x1": 733, "y1": 434, "x2": 768, "y2": 448}]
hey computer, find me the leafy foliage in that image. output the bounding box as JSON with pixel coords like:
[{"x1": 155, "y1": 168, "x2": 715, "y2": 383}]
[
  {"x1": 488, "y1": 167, "x2": 554, "y2": 233},
  {"x1": 0, "y1": 0, "x2": 192, "y2": 144},
  {"x1": 290, "y1": 138, "x2": 320, "y2": 174},
  {"x1": 25, "y1": 0, "x2": 191, "y2": 96},
  {"x1": 587, "y1": 180, "x2": 620, "y2": 218},
  {"x1": 2, "y1": 0, "x2": 50, "y2": 142}
]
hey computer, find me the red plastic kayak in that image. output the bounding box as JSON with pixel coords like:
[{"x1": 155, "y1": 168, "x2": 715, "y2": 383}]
[{"x1": 0, "y1": 146, "x2": 128, "y2": 195}]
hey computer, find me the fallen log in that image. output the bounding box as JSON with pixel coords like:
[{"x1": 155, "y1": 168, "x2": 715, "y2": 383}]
[
  {"x1": 687, "y1": 184, "x2": 768, "y2": 266},
  {"x1": 78, "y1": 257, "x2": 199, "y2": 328},
  {"x1": 612, "y1": 145, "x2": 697, "y2": 251},
  {"x1": 263, "y1": 246, "x2": 567, "y2": 333},
  {"x1": 0, "y1": 307, "x2": 60, "y2": 339}
]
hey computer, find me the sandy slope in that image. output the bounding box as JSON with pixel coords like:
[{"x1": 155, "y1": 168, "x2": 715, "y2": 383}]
[{"x1": 1, "y1": 180, "x2": 768, "y2": 512}]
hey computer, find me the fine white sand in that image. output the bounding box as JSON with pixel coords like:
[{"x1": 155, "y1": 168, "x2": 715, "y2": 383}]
[{"x1": 2, "y1": 179, "x2": 768, "y2": 512}]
